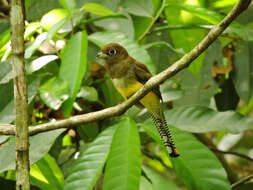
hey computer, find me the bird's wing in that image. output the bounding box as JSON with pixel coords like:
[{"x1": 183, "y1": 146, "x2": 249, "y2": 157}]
[{"x1": 133, "y1": 61, "x2": 163, "y2": 101}]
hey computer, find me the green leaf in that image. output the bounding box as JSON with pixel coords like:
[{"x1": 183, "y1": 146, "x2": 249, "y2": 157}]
[
  {"x1": 165, "y1": 105, "x2": 253, "y2": 133},
  {"x1": 59, "y1": 31, "x2": 88, "y2": 117},
  {"x1": 167, "y1": 3, "x2": 253, "y2": 41},
  {"x1": 172, "y1": 40, "x2": 220, "y2": 106},
  {"x1": 25, "y1": 32, "x2": 48, "y2": 59},
  {"x1": 89, "y1": 31, "x2": 156, "y2": 74},
  {"x1": 81, "y1": 3, "x2": 115, "y2": 16},
  {"x1": 96, "y1": 77, "x2": 124, "y2": 107},
  {"x1": 168, "y1": 3, "x2": 224, "y2": 24},
  {"x1": 27, "y1": 55, "x2": 59, "y2": 73},
  {"x1": 0, "y1": 61, "x2": 12, "y2": 84},
  {"x1": 0, "y1": 129, "x2": 65, "y2": 173},
  {"x1": 39, "y1": 76, "x2": 69, "y2": 110},
  {"x1": 25, "y1": 16, "x2": 70, "y2": 59},
  {"x1": 121, "y1": 0, "x2": 153, "y2": 17},
  {"x1": 0, "y1": 75, "x2": 40, "y2": 123},
  {"x1": 139, "y1": 176, "x2": 154, "y2": 190},
  {"x1": 59, "y1": 0, "x2": 76, "y2": 15},
  {"x1": 143, "y1": 41, "x2": 185, "y2": 55},
  {"x1": 31, "y1": 154, "x2": 64, "y2": 190},
  {"x1": 24, "y1": 22, "x2": 41, "y2": 40},
  {"x1": 0, "y1": 80, "x2": 14, "y2": 123},
  {"x1": 103, "y1": 118, "x2": 142, "y2": 190},
  {"x1": 132, "y1": 16, "x2": 153, "y2": 40},
  {"x1": 211, "y1": 0, "x2": 237, "y2": 8},
  {"x1": 0, "y1": 29, "x2": 10, "y2": 50},
  {"x1": 64, "y1": 126, "x2": 116, "y2": 190},
  {"x1": 141, "y1": 123, "x2": 231, "y2": 190},
  {"x1": 77, "y1": 86, "x2": 98, "y2": 102},
  {"x1": 41, "y1": 8, "x2": 69, "y2": 30},
  {"x1": 143, "y1": 166, "x2": 181, "y2": 190}
]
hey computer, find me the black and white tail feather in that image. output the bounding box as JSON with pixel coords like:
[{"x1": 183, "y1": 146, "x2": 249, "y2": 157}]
[{"x1": 150, "y1": 113, "x2": 179, "y2": 157}]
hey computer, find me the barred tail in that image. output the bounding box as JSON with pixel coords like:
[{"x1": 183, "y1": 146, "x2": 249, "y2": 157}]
[{"x1": 150, "y1": 114, "x2": 180, "y2": 157}]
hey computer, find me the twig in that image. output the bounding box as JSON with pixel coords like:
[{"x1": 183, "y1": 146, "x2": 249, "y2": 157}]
[
  {"x1": 0, "y1": 0, "x2": 251, "y2": 136},
  {"x1": 231, "y1": 173, "x2": 253, "y2": 189},
  {"x1": 210, "y1": 147, "x2": 253, "y2": 162},
  {"x1": 10, "y1": 0, "x2": 30, "y2": 189},
  {"x1": 137, "y1": 0, "x2": 167, "y2": 42}
]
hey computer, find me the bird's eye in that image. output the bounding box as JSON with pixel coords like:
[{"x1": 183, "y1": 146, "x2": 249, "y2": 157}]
[{"x1": 108, "y1": 49, "x2": 117, "y2": 56}]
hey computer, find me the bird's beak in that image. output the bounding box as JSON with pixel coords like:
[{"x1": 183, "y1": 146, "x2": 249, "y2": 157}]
[{"x1": 96, "y1": 52, "x2": 108, "y2": 59}]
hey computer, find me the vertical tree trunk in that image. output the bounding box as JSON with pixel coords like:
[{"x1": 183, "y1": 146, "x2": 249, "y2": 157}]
[{"x1": 10, "y1": 0, "x2": 30, "y2": 189}]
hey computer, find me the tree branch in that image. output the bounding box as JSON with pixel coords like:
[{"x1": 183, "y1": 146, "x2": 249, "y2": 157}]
[
  {"x1": 0, "y1": 0, "x2": 251, "y2": 136},
  {"x1": 210, "y1": 147, "x2": 253, "y2": 162},
  {"x1": 232, "y1": 173, "x2": 253, "y2": 189},
  {"x1": 10, "y1": 0, "x2": 30, "y2": 189}
]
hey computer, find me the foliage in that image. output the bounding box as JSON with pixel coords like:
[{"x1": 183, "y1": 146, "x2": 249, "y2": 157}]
[{"x1": 1, "y1": 0, "x2": 253, "y2": 189}]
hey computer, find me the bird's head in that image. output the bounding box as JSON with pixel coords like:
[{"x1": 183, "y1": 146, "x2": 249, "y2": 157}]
[{"x1": 96, "y1": 43, "x2": 129, "y2": 65}]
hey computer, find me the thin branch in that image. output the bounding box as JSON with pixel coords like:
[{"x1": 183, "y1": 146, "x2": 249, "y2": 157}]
[
  {"x1": 10, "y1": 0, "x2": 30, "y2": 189},
  {"x1": 137, "y1": 0, "x2": 167, "y2": 42},
  {"x1": 210, "y1": 147, "x2": 253, "y2": 162},
  {"x1": 0, "y1": 0, "x2": 251, "y2": 136},
  {"x1": 231, "y1": 173, "x2": 253, "y2": 189}
]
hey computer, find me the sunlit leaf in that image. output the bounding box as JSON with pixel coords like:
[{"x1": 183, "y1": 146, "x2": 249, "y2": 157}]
[
  {"x1": 41, "y1": 8, "x2": 69, "y2": 30},
  {"x1": 25, "y1": 32, "x2": 48, "y2": 59},
  {"x1": 103, "y1": 118, "x2": 142, "y2": 190},
  {"x1": 81, "y1": 3, "x2": 115, "y2": 16},
  {"x1": 27, "y1": 55, "x2": 58, "y2": 73},
  {"x1": 31, "y1": 154, "x2": 64, "y2": 190},
  {"x1": 59, "y1": 31, "x2": 88, "y2": 116},
  {"x1": 64, "y1": 126, "x2": 116, "y2": 190}
]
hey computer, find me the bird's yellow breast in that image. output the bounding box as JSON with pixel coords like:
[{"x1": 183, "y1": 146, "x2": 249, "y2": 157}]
[{"x1": 112, "y1": 78, "x2": 162, "y2": 117}]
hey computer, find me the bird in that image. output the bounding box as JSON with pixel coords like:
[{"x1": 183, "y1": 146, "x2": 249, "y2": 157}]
[{"x1": 97, "y1": 43, "x2": 179, "y2": 157}]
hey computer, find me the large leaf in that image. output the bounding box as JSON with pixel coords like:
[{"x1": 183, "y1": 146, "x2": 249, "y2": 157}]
[
  {"x1": 88, "y1": 31, "x2": 156, "y2": 74},
  {"x1": 30, "y1": 154, "x2": 64, "y2": 190},
  {"x1": 142, "y1": 166, "x2": 181, "y2": 190},
  {"x1": 103, "y1": 118, "x2": 142, "y2": 190},
  {"x1": 165, "y1": 105, "x2": 253, "y2": 133},
  {"x1": 0, "y1": 129, "x2": 65, "y2": 173},
  {"x1": 64, "y1": 126, "x2": 116, "y2": 190},
  {"x1": 141, "y1": 123, "x2": 231, "y2": 190},
  {"x1": 59, "y1": 31, "x2": 88, "y2": 116}
]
